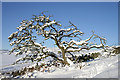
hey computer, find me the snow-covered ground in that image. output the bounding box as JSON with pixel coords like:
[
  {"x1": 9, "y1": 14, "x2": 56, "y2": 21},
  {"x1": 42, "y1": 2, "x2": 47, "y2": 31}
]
[
  {"x1": 21, "y1": 55, "x2": 118, "y2": 78},
  {"x1": 0, "y1": 49, "x2": 119, "y2": 78},
  {"x1": 0, "y1": 51, "x2": 33, "y2": 73}
]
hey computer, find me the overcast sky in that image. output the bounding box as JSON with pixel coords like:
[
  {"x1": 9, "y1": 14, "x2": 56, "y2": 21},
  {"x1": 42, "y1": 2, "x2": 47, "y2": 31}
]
[{"x1": 2, "y1": 2, "x2": 118, "y2": 50}]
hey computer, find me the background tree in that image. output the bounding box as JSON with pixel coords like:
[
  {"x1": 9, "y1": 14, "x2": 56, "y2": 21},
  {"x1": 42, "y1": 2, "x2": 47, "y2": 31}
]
[{"x1": 8, "y1": 12, "x2": 106, "y2": 65}]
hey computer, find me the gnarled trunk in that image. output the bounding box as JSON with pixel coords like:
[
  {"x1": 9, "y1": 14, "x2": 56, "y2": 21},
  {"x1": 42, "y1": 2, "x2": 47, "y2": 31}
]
[{"x1": 61, "y1": 50, "x2": 70, "y2": 65}]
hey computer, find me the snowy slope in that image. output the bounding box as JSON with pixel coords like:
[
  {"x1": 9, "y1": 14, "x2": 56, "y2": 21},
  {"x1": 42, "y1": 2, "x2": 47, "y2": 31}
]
[
  {"x1": 0, "y1": 52, "x2": 33, "y2": 74},
  {"x1": 0, "y1": 49, "x2": 119, "y2": 78},
  {"x1": 21, "y1": 54, "x2": 118, "y2": 78}
]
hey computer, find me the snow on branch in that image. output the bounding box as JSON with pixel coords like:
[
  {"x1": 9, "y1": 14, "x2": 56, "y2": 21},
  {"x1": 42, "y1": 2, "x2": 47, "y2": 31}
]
[
  {"x1": 58, "y1": 29, "x2": 84, "y2": 42},
  {"x1": 65, "y1": 34, "x2": 106, "y2": 52},
  {"x1": 68, "y1": 40, "x2": 88, "y2": 46},
  {"x1": 8, "y1": 31, "x2": 19, "y2": 41},
  {"x1": 41, "y1": 20, "x2": 56, "y2": 29}
]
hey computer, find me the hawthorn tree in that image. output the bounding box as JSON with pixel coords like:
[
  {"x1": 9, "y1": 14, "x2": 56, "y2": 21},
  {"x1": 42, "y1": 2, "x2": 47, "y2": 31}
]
[
  {"x1": 8, "y1": 20, "x2": 63, "y2": 64},
  {"x1": 8, "y1": 12, "x2": 106, "y2": 65}
]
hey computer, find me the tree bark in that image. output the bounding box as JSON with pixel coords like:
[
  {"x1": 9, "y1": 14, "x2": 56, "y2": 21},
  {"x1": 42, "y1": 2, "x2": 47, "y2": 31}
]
[{"x1": 61, "y1": 50, "x2": 70, "y2": 65}]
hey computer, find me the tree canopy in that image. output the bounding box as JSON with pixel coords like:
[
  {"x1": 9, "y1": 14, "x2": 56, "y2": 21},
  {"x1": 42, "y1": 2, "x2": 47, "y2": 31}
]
[{"x1": 8, "y1": 12, "x2": 106, "y2": 65}]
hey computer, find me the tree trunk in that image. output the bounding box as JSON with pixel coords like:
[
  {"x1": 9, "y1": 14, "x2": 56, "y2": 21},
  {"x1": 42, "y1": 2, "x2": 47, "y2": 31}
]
[{"x1": 62, "y1": 50, "x2": 70, "y2": 65}]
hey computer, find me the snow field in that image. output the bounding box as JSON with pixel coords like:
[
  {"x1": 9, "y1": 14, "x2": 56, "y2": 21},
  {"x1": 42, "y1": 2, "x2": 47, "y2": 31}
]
[
  {"x1": 0, "y1": 48, "x2": 119, "y2": 78},
  {"x1": 20, "y1": 54, "x2": 118, "y2": 78}
]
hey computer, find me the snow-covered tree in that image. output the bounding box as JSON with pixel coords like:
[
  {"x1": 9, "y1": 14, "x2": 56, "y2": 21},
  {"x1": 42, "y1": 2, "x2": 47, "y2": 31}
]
[
  {"x1": 8, "y1": 12, "x2": 106, "y2": 65},
  {"x1": 8, "y1": 18, "x2": 62, "y2": 64}
]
